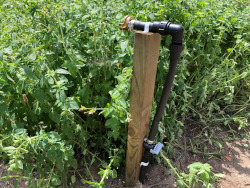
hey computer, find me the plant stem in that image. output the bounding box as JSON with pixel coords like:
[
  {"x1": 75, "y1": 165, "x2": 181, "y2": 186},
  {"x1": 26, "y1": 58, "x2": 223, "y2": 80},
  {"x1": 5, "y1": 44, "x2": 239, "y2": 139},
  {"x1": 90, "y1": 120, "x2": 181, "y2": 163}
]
[
  {"x1": 160, "y1": 151, "x2": 190, "y2": 188},
  {"x1": 46, "y1": 163, "x2": 55, "y2": 188},
  {"x1": 84, "y1": 156, "x2": 95, "y2": 182},
  {"x1": 100, "y1": 158, "x2": 114, "y2": 184}
]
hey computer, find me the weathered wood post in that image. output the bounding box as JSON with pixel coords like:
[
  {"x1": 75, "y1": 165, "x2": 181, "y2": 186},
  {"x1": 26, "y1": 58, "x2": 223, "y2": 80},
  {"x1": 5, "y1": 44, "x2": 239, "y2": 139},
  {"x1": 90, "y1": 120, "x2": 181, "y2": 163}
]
[{"x1": 125, "y1": 31, "x2": 161, "y2": 187}]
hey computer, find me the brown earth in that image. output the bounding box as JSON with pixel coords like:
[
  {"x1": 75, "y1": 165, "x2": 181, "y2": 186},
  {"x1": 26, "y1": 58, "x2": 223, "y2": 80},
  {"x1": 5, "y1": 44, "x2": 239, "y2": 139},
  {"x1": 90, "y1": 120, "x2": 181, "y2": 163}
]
[{"x1": 0, "y1": 126, "x2": 249, "y2": 188}]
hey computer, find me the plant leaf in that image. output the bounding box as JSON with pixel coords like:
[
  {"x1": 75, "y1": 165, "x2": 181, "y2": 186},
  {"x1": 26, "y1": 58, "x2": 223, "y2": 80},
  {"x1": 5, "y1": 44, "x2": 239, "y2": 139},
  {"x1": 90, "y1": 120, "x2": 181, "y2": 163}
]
[
  {"x1": 49, "y1": 111, "x2": 61, "y2": 124},
  {"x1": 120, "y1": 40, "x2": 128, "y2": 52},
  {"x1": 16, "y1": 160, "x2": 23, "y2": 170},
  {"x1": 105, "y1": 118, "x2": 119, "y2": 129},
  {"x1": 28, "y1": 53, "x2": 37, "y2": 61},
  {"x1": 55, "y1": 68, "x2": 71, "y2": 75},
  {"x1": 0, "y1": 104, "x2": 8, "y2": 113},
  {"x1": 71, "y1": 175, "x2": 76, "y2": 184},
  {"x1": 51, "y1": 175, "x2": 61, "y2": 186},
  {"x1": 3, "y1": 146, "x2": 16, "y2": 154},
  {"x1": 69, "y1": 100, "x2": 79, "y2": 110},
  {"x1": 214, "y1": 173, "x2": 225, "y2": 178}
]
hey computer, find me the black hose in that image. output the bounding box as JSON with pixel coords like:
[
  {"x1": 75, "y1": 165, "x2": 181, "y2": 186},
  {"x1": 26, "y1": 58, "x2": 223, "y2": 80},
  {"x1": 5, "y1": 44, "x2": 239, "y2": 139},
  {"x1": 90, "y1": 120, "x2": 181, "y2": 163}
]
[
  {"x1": 139, "y1": 43, "x2": 183, "y2": 184},
  {"x1": 148, "y1": 43, "x2": 184, "y2": 141},
  {"x1": 138, "y1": 149, "x2": 151, "y2": 184}
]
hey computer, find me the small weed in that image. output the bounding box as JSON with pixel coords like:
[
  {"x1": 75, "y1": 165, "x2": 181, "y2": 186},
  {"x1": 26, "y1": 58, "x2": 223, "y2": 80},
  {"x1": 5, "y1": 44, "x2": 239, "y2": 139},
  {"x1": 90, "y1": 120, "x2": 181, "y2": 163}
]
[
  {"x1": 160, "y1": 151, "x2": 225, "y2": 188},
  {"x1": 178, "y1": 162, "x2": 225, "y2": 188}
]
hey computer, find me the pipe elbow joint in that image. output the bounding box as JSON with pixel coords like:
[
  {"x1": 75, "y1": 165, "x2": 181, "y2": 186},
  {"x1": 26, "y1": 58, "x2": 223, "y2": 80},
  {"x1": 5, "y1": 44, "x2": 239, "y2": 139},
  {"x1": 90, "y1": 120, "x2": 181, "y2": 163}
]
[{"x1": 167, "y1": 23, "x2": 184, "y2": 44}]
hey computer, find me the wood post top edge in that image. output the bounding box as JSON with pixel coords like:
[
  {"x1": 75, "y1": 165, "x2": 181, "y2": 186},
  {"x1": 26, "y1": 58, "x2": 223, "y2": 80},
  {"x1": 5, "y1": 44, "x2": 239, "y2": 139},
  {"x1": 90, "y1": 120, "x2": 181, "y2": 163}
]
[{"x1": 135, "y1": 30, "x2": 161, "y2": 36}]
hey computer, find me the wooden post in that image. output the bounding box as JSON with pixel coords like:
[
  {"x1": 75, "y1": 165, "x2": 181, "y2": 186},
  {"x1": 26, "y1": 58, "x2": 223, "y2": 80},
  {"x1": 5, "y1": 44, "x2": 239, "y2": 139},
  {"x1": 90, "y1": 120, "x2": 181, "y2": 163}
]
[{"x1": 125, "y1": 31, "x2": 161, "y2": 187}]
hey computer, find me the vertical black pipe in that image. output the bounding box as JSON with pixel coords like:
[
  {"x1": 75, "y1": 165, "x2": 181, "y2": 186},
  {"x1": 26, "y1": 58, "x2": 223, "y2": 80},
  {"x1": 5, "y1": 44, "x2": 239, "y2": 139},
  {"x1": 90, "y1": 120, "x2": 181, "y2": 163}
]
[
  {"x1": 148, "y1": 43, "x2": 183, "y2": 141},
  {"x1": 138, "y1": 149, "x2": 150, "y2": 183},
  {"x1": 139, "y1": 43, "x2": 183, "y2": 184}
]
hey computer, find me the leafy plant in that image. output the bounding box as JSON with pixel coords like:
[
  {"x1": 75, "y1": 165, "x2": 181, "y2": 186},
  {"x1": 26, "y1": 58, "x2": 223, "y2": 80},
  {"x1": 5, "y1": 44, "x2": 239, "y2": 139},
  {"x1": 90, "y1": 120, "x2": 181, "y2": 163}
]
[
  {"x1": 178, "y1": 162, "x2": 225, "y2": 188},
  {"x1": 103, "y1": 67, "x2": 132, "y2": 140},
  {"x1": 81, "y1": 157, "x2": 117, "y2": 188},
  {"x1": 160, "y1": 151, "x2": 225, "y2": 188},
  {"x1": 0, "y1": 0, "x2": 249, "y2": 187},
  {"x1": 0, "y1": 129, "x2": 77, "y2": 187}
]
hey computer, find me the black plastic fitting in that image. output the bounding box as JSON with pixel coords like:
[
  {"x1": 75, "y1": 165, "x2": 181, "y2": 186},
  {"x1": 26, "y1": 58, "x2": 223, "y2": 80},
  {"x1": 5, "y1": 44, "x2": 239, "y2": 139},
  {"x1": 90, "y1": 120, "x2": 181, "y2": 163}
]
[
  {"x1": 133, "y1": 20, "x2": 184, "y2": 44},
  {"x1": 143, "y1": 142, "x2": 156, "y2": 150}
]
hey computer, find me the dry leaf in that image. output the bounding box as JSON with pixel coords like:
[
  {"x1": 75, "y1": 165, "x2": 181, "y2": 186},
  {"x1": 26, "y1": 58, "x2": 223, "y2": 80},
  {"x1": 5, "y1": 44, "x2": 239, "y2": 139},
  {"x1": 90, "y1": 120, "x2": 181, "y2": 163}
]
[{"x1": 225, "y1": 156, "x2": 232, "y2": 162}]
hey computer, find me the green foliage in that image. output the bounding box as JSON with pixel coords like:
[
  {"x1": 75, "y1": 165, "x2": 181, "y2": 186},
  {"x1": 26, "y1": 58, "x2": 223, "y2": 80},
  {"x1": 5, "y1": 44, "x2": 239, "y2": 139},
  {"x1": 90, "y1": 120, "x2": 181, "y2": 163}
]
[
  {"x1": 0, "y1": 129, "x2": 76, "y2": 187},
  {"x1": 154, "y1": 0, "x2": 249, "y2": 157},
  {"x1": 177, "y1": 162, "x2": 225, "y2": 188},
  {"x1": 0, "y1": 0, "x2": 249, "y2": 187},
  {"x1": 82, "y1": 157, "x2": 117, "y2": 187},
  {"x1": 103, "y1": 67, "x2": 132, "y2": 140},
  {"x1": 161, "y1": 152, "x2": 225, "y2": 188}
]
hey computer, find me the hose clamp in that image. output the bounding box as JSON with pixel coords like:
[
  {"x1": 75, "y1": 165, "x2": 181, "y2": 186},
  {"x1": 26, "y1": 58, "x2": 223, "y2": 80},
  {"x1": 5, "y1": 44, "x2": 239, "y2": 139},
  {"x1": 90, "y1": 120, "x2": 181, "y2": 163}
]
[
  {"x1": 144, "y1": 138, "x2": 154, "y2": 145},
  {"x1": 128, "y1": 20, "x2": 135, "y2": 31},
  {"x1": 143, "y1": 22, "x2": 151, "y2": 33}
]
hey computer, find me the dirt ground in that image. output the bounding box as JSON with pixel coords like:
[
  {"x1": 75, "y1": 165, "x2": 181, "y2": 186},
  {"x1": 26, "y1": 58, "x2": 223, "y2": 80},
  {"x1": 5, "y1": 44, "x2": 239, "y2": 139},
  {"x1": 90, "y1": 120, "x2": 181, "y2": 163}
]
[{"x1": 0, "y1": 126, "x2": 249, "y2": 188}]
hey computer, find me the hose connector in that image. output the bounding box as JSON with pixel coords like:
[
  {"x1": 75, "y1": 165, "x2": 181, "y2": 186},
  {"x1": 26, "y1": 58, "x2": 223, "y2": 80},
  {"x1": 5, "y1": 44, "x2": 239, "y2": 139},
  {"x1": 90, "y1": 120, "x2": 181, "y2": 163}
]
[
  {"x1": 119, "y1": 15, "x2": 135, "y2": 30},
  {"x1": 119, "y1": 16, "x2": 184, "y2": 44}
]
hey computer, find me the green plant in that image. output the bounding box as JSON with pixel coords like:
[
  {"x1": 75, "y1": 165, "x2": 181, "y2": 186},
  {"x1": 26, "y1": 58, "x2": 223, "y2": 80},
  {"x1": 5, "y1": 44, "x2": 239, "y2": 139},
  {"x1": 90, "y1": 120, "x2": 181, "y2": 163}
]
[
  {"x1": 154, "y1": 0, "x2": 249, "y2": 158},
  {"x1": 0, "y1": 128, "x2": 77, "y2": 187},
  {"x1": 160, "y1": 151, "x2": 225, "y2": 188},
  {"x1": 0, "y1": 0, "x2": 249, "y2": 187},
  {"x1": 81, "y1": 157, "x2": 117, "y2": 188},
  {"x1": 178, "y1": 162, "x2": 225, "y2": 188},
  {"x1": 103, "y1": 67, "x2": 132, "y2": 140}
]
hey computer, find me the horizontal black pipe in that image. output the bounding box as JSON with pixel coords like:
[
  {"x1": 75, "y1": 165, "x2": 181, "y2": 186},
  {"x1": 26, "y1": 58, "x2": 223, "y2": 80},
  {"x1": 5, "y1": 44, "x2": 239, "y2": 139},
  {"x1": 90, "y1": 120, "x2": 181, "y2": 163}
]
[{"x1": 133, "y1": 20, "x2": 184, "y2": 44}]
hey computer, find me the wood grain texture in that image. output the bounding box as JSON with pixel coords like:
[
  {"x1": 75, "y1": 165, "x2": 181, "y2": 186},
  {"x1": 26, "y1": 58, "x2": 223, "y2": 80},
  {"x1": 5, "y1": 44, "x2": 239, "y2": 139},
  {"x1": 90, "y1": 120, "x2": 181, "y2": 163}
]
[{"x1": 125, "y1": 31, "x2": 161, "y2": 187}]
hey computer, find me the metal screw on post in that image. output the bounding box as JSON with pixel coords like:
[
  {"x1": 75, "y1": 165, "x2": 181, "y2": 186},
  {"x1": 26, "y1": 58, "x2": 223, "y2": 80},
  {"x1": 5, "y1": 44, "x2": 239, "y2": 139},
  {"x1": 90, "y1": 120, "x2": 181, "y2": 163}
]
[{"x1": 120, "y1": 16, "x2": 184, "y2": 186}]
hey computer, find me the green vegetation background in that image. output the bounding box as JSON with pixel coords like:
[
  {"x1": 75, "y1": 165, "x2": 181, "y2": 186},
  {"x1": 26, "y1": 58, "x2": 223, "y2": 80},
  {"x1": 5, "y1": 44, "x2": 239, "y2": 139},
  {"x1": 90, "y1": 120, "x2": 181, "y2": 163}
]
[{"x1": 0, "y1": 0, "x2": 249, "y2": 187}]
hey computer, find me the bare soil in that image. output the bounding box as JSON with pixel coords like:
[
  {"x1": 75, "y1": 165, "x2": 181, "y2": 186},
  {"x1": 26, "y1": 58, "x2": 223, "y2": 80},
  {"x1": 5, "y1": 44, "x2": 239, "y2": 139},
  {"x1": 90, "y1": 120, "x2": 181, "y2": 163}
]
[{"x1": 0, "y1": 126, "x2": 249, "y2": 188}]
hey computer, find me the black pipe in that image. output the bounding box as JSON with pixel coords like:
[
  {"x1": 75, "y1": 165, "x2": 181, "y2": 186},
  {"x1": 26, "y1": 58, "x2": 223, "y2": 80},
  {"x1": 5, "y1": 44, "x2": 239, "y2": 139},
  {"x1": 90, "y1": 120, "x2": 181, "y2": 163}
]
[
  {"x1": 131, "y1": 19, "x2": 184, "y2": 141},
  {"x1": 133, "y1": 20, "x2": 184, "y2": 44},
  {"x1": 131, "y1": 19, "x2": 184, "y2": 184},
  {"x1": 138, "y1": 148, "x2": 150, "y2": 184},
  {"x1": 148, "y1": 43, "x2": 183, "y2": 141},
  {"x1": 139, "y1": 43, "x2": 183, "y2": 184}
]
